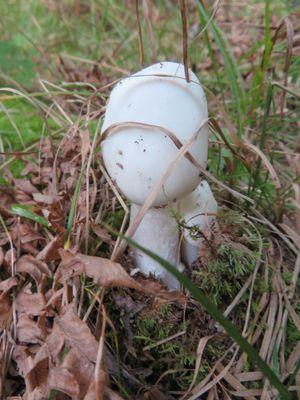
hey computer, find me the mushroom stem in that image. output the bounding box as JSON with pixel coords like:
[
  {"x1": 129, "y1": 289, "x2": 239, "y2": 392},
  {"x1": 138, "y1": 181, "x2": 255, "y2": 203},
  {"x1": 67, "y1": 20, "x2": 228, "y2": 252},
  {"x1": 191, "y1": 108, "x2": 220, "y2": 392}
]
[
  {"x1": 178, "y1": 181, "x2": 218, "y2": 266},
  {"x1": 130, "y1": 203, "x2": 183, "y2": 290}
]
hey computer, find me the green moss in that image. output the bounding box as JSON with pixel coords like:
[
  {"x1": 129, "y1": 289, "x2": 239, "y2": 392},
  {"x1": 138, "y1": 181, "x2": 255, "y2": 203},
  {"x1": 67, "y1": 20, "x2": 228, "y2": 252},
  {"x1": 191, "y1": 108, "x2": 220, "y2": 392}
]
[{"x1": 194, "y1": 242, "x2": 257, "y2": 306}]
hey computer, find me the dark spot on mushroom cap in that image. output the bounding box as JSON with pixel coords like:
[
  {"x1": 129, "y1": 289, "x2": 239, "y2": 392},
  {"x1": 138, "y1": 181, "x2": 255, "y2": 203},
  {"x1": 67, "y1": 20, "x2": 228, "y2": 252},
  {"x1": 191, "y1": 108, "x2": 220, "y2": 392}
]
[
  {"x1": 143, "y1": 149, "x2": 146, "y2": 152},
  {"x1": 118, "y1": 150, "x2": 123, "y2": 155},
  {"x1": 116, "y1": 162, "x2": 124, "y2": 170}
]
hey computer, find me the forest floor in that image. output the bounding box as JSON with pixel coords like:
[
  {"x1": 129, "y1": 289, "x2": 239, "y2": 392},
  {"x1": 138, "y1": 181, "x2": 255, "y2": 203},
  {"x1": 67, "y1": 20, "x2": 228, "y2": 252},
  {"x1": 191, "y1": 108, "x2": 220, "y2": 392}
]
[{"x1": 0, "y1": 1, "x2": 299, "y2": 399}]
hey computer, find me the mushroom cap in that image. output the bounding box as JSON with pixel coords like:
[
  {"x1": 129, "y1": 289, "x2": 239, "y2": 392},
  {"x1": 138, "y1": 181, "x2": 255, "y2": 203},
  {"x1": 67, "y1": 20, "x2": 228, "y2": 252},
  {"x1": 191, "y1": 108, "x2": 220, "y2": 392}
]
[{"x1": 101, "y1": 62, "x2": 209, "y2": 206}]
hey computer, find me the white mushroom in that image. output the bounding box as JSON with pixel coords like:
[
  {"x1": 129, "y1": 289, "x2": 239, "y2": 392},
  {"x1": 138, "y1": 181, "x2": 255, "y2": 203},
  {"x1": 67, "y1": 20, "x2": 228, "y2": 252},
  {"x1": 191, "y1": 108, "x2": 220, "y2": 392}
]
[
  {"x1": 178, "y1": 180, "x2": 218, "y2": 266},
  {"x1": 101, "y1": 61, "x2": 209, "y2": 289}
]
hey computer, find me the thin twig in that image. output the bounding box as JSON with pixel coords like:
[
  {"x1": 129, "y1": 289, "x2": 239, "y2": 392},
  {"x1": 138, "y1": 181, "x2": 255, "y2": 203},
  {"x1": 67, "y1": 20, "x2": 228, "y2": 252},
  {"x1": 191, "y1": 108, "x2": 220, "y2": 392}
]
[
  {"x1": 135, "y1": 0, "x2": 144, "y2": 66},
  {"x1": 179, "y1": 0, "x2": 190, "y2": 82}
]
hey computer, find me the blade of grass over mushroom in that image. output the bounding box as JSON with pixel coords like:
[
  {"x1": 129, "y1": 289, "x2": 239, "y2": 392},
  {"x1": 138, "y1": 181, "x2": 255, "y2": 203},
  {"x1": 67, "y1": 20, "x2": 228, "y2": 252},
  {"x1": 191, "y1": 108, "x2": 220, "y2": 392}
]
[
  {"x1": 118, "y1": 234, "x2": 291, "y2": 400},
  {"x1": 11, "y1": 204, "x2": 51, "y2": 228},
  {"x1": 105, "y1": 119, "x2": 254, "y2": 263},
  {"x1": 195, "y1": 0, "x2": 246, "y2": 136}
]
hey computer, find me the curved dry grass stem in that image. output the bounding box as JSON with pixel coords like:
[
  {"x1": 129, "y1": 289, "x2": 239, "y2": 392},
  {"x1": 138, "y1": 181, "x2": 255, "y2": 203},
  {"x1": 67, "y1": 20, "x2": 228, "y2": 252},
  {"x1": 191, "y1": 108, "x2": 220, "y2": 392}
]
[
  {"x1": 142, "y1": 0, "x2": 156, "y2": 61},
  {"x1": 240, "y1": 217, "x2": 263, "y2": 337},
  {"x1": 244, "y1": 140, "x2": 281, "y2": 189},
  {"x1": 101, "y1": 120, "x2": 255, "y2": 207},
  {"x1": 191, "y1": 0, "x2": 221, "y2": 42},
  {"x1": 190, "y1": 349, "x2": 239, "y2": 399},
  {"x1": 135, "y1": 0, "x2": 144, "y2": 66},
  {"x1": 0, "y1": 103, "x2": 25, "y2": 148},
  {"x1": 110, "y1": 118, "x2": 209, "y2": 262},
  {"x1": 187, "y1": 345, "x2": 237, "y2": 399},
  {"x1": 181, "y1": 335, "x2": 214, "y2": 399}
]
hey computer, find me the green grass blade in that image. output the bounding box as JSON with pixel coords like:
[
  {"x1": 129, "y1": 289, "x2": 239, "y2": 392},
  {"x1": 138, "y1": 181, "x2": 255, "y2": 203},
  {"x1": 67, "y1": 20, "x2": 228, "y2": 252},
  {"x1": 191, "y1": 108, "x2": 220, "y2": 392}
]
[
  {"x1": 250, "y1": 80, "x2": 274, "y2": 192},
  {"x1": 121, "y1": 235, "x2": 291, "y2": 399},
  {"x1": 195, "y1": 0, "x2": 246, "y2": 136},
  {"x1": 65, "y1": 164, "x2": 86, "y2": 247},
  {"x1": 248, "y1": 0, "x2": 272, "y2": 115},
  {"x1": 11, "y1": 204, "x2": 50, "y2": 228}
]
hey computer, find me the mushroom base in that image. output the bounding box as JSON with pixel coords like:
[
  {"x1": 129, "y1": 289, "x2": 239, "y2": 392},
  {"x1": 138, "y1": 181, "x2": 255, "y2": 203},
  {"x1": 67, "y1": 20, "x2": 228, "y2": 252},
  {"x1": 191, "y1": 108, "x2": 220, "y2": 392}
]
[{"x1": 130, "y1": 203, "x2": 184, "y2": 290}]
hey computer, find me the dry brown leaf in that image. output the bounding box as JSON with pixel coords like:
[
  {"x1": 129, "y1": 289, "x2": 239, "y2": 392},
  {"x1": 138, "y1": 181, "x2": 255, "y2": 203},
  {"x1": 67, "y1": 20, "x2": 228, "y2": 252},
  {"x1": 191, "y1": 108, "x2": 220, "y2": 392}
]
[
  {"x1": 12, "y1": 346, "x2": 31, "y2": 378},
  {"x1": 14, "y1": 179, "x2": 38, "y2": 195},
  {"x1": 56, "y1": 305, "x2": 98, "y2": 363},
  {"x1": 84, "y1": 380, "x2": 96, "y2": 400},
  {"x1": 0, "y1": 292, "x2": 11, "y2": 329},
  {"x1": 0, "y1": 276, "x2": 18, "y2": 292},
  {"x1": 32, "y1": 192, "x2": 61, "y2": 205},
  {"x1": 4, "y1": 248, "x2": 17, "y2": 269},
  {"x1": 17, "y1": 314, "x2": 44, "y2": 344},
  {"x1": 16, "y1": 255, "x2": 52, "y2": 285},
  {"x1": 80, "y1": 129, "x2": 90, "y2": 164},
  {"x1": 45, "y1": 321, "x2": 65, "y2": 360},
  {"x1": 84, "y1": 380, "x2": 124, "y2": 400},
  {"x1": 36, "y1": 234, "x2": 65, "y2": 262},
  {"x1": 58, "y1": 250, "x2": 186, "y2": 302},
  {"x1": 14, "y1": 345, "x2": 49, "y2": 399},
  {"x1": 58, "y1": 249, "x2": 143, "y2": 290},
  {"x1": 11, "y1": 223, "x2": 44, "y2": 245},
  {"x1": 105, "y1": 388, "x2": 125, "y2": 400},
  {"x1": 15, "y1": 286, "x2": 46, "y2": 316},
  {"x1": 91, "y1": 224, "x2": 113, "y2": 244},
  {"x1": 62, "y1": 348, "x2": 94, "y2": 399},
  {"x1": 48, "y1": 367, "x2": 80, "y2": 398},
  {"x1": 0, "y1": 246, "x2": 4, "y2": 266}
]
